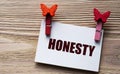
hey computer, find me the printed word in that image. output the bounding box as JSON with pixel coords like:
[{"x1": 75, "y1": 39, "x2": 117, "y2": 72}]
[{"x1": 48, "y1": 38, "x2": 95, "y2": 56}]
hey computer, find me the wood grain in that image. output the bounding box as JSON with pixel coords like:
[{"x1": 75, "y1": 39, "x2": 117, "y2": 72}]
[{"x1": 0, "y1": 0, "x2": 120, "y2": 74}]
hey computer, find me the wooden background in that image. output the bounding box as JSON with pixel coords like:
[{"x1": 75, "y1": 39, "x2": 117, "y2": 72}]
[{"x1": 0, "y1": 0, "x2": 120, "y2": 74}]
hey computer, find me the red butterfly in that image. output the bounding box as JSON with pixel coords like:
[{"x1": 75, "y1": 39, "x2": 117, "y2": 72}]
[
  {"x1": 40, "y1": 4, "x2": 58, "y2": 17},
  {"x1": 94, "y1": 8, "x2": 111, "y2": 23}
]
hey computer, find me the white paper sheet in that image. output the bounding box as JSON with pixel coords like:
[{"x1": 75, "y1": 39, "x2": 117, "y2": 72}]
[{"x1": 35, "y1": 20, "x2": 103, "y2": 72}]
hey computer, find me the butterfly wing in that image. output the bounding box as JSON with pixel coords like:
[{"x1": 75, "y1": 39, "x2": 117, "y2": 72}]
[
  {"x1": 40, "y1": 4, "x2": 49, "y2": 16},
  {"x1": 94, "y1": 8, "x2": 101, "y2": 21},
  {"x1": 49, "y1": 4, "x2": 58, "y2": 16},
  {"x1": 102, "y1": 11, "x2": 110, "y2": 23}
]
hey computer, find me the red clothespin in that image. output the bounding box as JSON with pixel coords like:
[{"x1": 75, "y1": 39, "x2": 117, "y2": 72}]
[
  {"x1": 94, "y1": 8, "x2": 110, "y2": 42},
  {"x1": 40, "y1": 4, "x2": 58, "y2": 36}
]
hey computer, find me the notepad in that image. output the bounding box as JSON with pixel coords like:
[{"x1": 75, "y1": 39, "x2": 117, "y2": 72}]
[{"x1": 35, "y1": 20, "x2": 103, "y2": 72}]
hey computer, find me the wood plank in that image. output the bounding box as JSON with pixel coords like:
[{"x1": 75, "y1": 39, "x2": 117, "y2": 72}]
[{"x1": 0, "y1": 0, "x2": 120, "y2": 74}]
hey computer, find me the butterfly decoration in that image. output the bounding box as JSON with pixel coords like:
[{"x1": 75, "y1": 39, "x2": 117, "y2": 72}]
[
  {"x1": 40, "y1": 4, "x2": 58, "y2": 36},
  {"x1": 94, "y1": 8, "x2": 111, "y2": 42},
  {"x1": 94, "y1": 8, "x2": 111, "y2": 23},
  {"x1": 40, "y1": 4, "x2": 58, "y2": 17}
]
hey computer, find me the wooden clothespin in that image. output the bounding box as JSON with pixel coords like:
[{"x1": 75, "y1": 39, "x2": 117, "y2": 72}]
[
  {"x1": 40, "y1": 4, "x2": 58, "y2": 36},
  {"x1": 94, "y1": 8, "x2": 111, "y2": 42}
]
